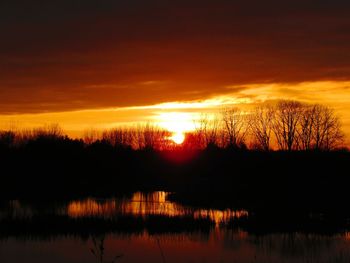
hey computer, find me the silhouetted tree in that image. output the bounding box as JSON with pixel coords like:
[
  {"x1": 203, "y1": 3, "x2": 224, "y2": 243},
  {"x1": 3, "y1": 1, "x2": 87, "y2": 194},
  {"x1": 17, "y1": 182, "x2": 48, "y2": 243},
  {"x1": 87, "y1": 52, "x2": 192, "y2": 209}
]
[
  {"x1": 33, "y1": 123, "x2": 63, "y2": 140},
  {"x1": 102, "y1": 128, "x2": 134, "y2": 149},
  {"x1": 311, "y1": 104, "x2": 344, "y2": 150},
  {"x1": 194, "y1": 114, "x2": 220, "y2": 148},
  {"x1": 222, "y1": 107, "x2": 249, "y2": 149},
  {"x1": 298, "y1": 105, "x2": 316, "y2": 150},
  {"x1": 272, "y1": 100, "x2": 303, "y2": 151},
  {"x1": 250, "y1": 105, "x2": 275, "y2": 151},
  {"x1": 134, "y1": 123, "x2": 168, "y2": 150},
  {"x1": 84, "y1": 129, "x2": 101, "y2": 145},
  {"x1": 297, "y1": 104, "x2": 344, "y2": 151},
  {"x1": 181, "y1": 132, "x2": 202, "y2": 150}
]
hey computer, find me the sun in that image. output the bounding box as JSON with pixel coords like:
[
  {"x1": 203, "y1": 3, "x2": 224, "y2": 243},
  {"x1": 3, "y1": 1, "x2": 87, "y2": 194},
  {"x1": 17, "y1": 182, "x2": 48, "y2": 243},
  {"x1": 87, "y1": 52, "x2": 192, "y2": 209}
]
[
  {"x1": 170, "y1": 132, "x2": 185, "y2": 144},
  {"x1": 155, "y1": 112, "x2": 196, "y2": 144}
]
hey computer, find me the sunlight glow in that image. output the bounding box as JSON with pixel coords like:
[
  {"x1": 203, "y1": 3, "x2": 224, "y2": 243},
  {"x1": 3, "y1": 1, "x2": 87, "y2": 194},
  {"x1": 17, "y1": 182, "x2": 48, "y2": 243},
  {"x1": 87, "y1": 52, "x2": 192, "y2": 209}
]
[
  {"x1": 1, "y1": 81, "x2": 349, "y2": 145},
  {"x1": 155, "y1": 112, "x2": 197, "y2": 144},
  {"x1": 156, "y1": 112, "x2": 197, "y2": 133},
  {"x1": 170, "y1": 132, "x2": 185, "y2": 144}
]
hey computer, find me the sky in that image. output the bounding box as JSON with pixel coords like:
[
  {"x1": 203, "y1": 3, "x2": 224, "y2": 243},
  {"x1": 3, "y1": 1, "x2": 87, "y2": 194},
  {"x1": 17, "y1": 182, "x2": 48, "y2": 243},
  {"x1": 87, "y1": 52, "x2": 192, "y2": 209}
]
[{"x1": 0, "y1": 0, "x2": 350, "y2": 140}]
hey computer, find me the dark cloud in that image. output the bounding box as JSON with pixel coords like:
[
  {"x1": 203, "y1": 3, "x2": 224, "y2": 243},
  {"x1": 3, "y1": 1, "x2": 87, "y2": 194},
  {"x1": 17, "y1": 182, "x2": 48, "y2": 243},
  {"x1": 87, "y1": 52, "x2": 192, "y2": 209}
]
[{"x1": 0, "y1": 0, "x2": 350, "y2": 113}]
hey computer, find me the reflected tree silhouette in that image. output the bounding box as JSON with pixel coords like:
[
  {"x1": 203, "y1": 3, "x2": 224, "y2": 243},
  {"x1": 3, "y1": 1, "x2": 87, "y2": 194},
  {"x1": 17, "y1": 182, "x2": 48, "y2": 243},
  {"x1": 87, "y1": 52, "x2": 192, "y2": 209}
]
[
  {"x1": 90, "y1": 235, "x2": 123, "y2": 263},
  {"x1": 155, "y1": 237, "x2": 167, "y2": 263}
]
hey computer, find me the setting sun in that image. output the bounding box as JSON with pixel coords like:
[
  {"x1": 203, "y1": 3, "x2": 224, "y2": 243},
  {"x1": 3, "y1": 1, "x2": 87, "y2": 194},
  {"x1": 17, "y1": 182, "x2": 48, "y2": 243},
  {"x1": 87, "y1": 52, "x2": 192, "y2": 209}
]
[
  {"x1": 156, "y1": 112, "x2": 196, "y2": 133},
  {"x1": 154, "y1": 111, "x2": 196, "y2": 144},
  {"x1": 170, "y1": 132, "x2": 185, "y2": 144}
]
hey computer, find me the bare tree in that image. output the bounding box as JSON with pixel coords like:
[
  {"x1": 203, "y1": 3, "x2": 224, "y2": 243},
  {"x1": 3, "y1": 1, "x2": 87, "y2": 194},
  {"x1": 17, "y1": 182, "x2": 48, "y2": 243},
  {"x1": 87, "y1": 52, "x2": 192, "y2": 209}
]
[
  {"x1": 272, "y1": 100, "x2": 303, "y2": 151},
  {"x1": 297, "y1": 104, "x2": 344, "y2": 151},
  {"x1": 222, "y1": 107, "x2": 249, "y2": 149},
  {"x1": 83, "y1": 128, "x2": 101, "y2": 145},
  {"x1": 102, "y1": 128, "x2": 134, "y2": 149},
  {"x1": 181, "y1": 132, "x2": 201, "y2": 150},
  {"x1": 133, "y1": 123, "x2": 168, "y2": 150},
  {"x1": 250, "y1": 105, "x2": 275, "y2": 151},
  {"x1": 33, "y1": 123, "x2": 64, "y2": 140},
  {"x1": 298, "y1": 105, "x2": 316, "y2": 151},
  {"x1": 194, "y1": 114, "x2": 220, "y2": 148},
  {"x1": 311, "y1": 104, "x2": 344, "y2": 150},
  {"x1": 143, "y1": 124, "x2": 163, "y2": 150}
]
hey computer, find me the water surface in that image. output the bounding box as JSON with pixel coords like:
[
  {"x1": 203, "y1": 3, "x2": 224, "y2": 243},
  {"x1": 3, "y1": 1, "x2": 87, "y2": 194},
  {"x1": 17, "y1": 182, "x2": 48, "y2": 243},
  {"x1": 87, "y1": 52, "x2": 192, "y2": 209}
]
[{"x1": 1, "y1": 192, "x2": 349, "y2": 263}]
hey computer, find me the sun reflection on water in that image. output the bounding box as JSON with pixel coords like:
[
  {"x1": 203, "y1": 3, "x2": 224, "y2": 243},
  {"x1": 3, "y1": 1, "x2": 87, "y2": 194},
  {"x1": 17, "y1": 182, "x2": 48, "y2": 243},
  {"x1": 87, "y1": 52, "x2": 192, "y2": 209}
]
[{"x1": 66, "y1": 192, "x2": 248, "y2": 225}]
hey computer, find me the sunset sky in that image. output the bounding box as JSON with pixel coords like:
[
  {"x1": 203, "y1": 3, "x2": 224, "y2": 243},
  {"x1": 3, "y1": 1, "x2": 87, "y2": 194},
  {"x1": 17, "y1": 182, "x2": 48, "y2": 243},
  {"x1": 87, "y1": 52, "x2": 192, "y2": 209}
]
[{"x1": 1, "y1": 1, "x2": 350, "y2": 142}]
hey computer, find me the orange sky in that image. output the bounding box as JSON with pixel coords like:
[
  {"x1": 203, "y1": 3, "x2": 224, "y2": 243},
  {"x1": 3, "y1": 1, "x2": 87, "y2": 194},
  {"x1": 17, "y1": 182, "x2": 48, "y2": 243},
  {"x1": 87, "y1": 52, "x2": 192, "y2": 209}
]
[
  {"x1": 0, "y1": 1, "x2": 350, "y2": 143},
  {"x1": 1, "y1": 81, "x2": 349, "y2": 143}
]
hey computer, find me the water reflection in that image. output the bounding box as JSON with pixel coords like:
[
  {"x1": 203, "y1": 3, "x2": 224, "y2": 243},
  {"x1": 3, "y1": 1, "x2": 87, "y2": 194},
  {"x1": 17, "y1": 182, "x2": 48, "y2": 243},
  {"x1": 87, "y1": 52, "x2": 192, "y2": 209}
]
[
  {"x1": 2, "y1": 231, "x2": 350, "y2": 263},
  {"x1": 2, "y1": 192, "x2": 350, "y2": 262},
  {"x1": 1, "y1": 200, "x2": 34, "y2": 219},
  {"x1": 90, "y1": 235, "x2": 123, "y2": 263},
  {"x1": 66, "y1": 192, "x2": 248, "y2": 225}
]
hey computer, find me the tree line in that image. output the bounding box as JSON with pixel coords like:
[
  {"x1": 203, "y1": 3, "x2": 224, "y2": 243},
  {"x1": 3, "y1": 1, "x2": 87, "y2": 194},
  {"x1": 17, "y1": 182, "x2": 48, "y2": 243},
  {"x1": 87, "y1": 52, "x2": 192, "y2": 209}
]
[
  {"x1": 193, "y1": 100, "x2": 344, "y2": 151},
  {"x1": 0, "y1": 100, "x2": 346, "y2": 152}
]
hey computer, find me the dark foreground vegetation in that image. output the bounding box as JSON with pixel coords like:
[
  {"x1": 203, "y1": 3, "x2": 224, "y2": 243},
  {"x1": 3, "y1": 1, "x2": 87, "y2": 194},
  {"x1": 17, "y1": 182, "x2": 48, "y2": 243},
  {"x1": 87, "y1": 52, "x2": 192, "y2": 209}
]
[
  {"x1": 0, "y1": 132, "x2": 349, "y2": 215},
  {"x1": 0, "y1": 101, "x2": 349, "y2": 216}
]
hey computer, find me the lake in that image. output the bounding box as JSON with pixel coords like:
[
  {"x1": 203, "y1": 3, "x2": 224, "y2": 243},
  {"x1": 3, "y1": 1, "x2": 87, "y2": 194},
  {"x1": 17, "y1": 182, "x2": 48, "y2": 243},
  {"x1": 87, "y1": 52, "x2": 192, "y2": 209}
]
[{"x1": 1, "y1": 191, "x2": 350, "y2": 263}]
